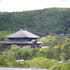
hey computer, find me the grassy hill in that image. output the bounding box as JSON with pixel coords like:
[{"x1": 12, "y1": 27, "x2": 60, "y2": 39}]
[{"x1": 0, "y1": 8, "x2": 70, "y2": 36}]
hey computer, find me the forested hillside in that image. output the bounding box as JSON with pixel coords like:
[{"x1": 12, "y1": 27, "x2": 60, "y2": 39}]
[{"x1": 0, "y1": 8, "x2": 70, "y2": 35}]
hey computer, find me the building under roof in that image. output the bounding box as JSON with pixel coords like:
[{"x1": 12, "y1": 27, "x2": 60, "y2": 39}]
[{"x1": 0, "y1": 29, "x2": 42, "y2": 48}]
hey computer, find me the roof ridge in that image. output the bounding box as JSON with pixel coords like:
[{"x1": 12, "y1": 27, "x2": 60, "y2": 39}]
[{"x1": 7, "y1": 29, "x2": 40, "y2": 38}]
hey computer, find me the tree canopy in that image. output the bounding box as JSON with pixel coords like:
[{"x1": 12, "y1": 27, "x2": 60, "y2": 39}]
[{"x1": 0, "y1": 8, "x2": 70, "y2": 36}]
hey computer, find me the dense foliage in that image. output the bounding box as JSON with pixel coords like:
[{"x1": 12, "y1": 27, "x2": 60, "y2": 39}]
[
  {"x1": 24, "y1": 57, "x2": 57, "y2": 69},
  {"x1": 0, "y1": 8, "x2": 70, "y2": 36},
  {"x1": 55, "y1": 62, "x2": 70, "y2": 70},
  {"x1": 0, "y1": 36, "x2": 70, "y2": 70},
  {"x1": 0, "y1": 55, "x2": 16, "y2": 67}
]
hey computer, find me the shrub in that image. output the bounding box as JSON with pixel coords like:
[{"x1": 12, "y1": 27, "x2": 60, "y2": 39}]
[
  {"x1": 24, "y1": 57, "x2": 57, "y2": 69},
  {"x1": 55, "y1": 62, "x2": 70, "y2": 70},
  {"x1": 0, "y1": 55, "x2": 16, "y2": 67}
]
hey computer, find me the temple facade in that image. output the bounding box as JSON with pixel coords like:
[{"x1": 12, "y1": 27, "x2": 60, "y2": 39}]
[{"x1": 1, "y1": 29, "x2": 42, "y2": 48}]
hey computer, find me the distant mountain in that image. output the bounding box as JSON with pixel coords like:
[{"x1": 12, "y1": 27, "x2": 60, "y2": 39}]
[{"x1": 0, "y1": 8, "x2": 70, "y2": 36}]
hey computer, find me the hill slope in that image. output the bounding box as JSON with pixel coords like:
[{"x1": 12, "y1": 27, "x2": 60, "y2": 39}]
[{"x1": 0, "y1": 8, "x2": 70, "y2": 35}]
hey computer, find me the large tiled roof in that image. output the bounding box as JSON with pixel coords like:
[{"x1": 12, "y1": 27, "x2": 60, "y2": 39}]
[{"x1": 7, "y1": 29, "x2": 40, "y2": 38}]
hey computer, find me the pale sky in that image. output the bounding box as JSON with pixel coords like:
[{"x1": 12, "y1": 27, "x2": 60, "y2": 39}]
[{"x1": 0, "y1": 0, "x2": 70, "y2": 12}]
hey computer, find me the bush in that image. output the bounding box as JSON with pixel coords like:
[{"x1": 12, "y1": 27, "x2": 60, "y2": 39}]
[
  {"x1": 19, "y1": 47, "x2": 39, "y2": 60},
  {"x1": 55, "y1": 62, "x2": 70, "y2": 70},
  {"x1": 36, "y1": 48, "x2": 48, "y2": 57},
  {"x1": 8, "y1": 46, "x2": 40, "y2": 60},
  {"x1": 0, "y1": 55, "x2": 16, "y2": 67},
  {"x1": 24, "y1": 57, "x2": 57, "y2": 69},
  {"x1": 37, "y1": 47, "x2": 58, "y2": 60}
]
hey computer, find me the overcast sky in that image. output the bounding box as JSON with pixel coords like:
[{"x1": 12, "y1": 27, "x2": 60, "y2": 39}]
[{"x1": 0, "y1": 0, "x2": 70, "y2": 12}]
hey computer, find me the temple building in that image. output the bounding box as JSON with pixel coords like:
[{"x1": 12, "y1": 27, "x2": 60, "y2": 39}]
[{"x1": 1, "y1": 29, "x2": 42, "y2": 48}]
